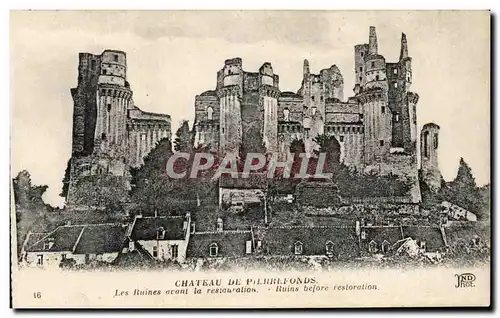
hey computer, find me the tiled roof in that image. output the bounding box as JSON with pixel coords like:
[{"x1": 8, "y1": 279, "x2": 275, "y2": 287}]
[
  {"x1": 219, "y1": 173, "x2": 267, "y2": 189},
  {"x1": 402, "y1": 226, "x2": 446, "y2": 252},
  {"x1": 73, "y1": 224, "x2": 127, "y2": 254},
  {"x1": 23, "y1": 232, "x2": 49, "y2": 251},
  {"x1": 362, "y1": 226, "x2": 403, "y2": 245},
  {"x1": 256, "y1": 226, "x2": 359, "y2": 258},
  {"x1": 26, "y1": 224, "x2": 127, "y2": 254},
  {"x1": 130, "y1": 216, "x2": 186, "y2": 241},
  {"x1": 27, "y1": 225, "x2": 85, "y2": 252},
  {"x1": 187, "y1": 231, "x2": 252, "y2": 258}
]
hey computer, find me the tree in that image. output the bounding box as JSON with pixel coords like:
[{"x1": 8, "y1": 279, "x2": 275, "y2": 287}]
[
  {"x1": 174, "y1": 120, "x2": 193, "y2": 152},
  {"x1": 454, "y1": 158, "x2": 477, "y2": 188},
  {"x1": 441, "y1": 158, "x2": 485, "y2": 218},
  {"x1": 12, "y1": 170, "x2": 50, "y2": 212},
  {"x1": 313, "y1": 133, "x2": 341, "y2": 175},
  {"x1": 131, "y1": 138, "x2": 197, "y2": 215}
]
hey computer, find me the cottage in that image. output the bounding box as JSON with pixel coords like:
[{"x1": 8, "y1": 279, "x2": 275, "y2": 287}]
[
  {"x1": 187, "y1": 230, "x2": 253, "y2": 258},
  {"x1": 360, "y1": 226, "x2": 404, "y2": 254},
  {"x1": 128, "y1": 213, "x2": 192, "y2": 263},
  {"x1": 21, "y1": 223, "x2": 127, "y2": 268},
  {"x1": 401, "y1": 226, "x2": 447, "y2": 253},
  {"x1": 254, "y1": 225, "x2": 359, "y2": 259}
]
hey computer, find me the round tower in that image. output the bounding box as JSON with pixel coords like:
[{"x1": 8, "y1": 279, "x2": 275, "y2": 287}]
[
  {"x1": 217, "y1": 60, "x2": 243, "y2": 157},
  {"x1": 420, "y1": 123, "x2": 441, "y2": 192},
  {"x1": 364, "y1": 54, "x2": 388, "y2": 91},
  {"x1": 259, "y1": 62, "x2": 280, "y2": 154},
  {"x1": 359, "y1": 89, "x2": 391, "y2": 166},
  {"x1": 94, "y1": 50, "x2": 132, "y2": 160}
]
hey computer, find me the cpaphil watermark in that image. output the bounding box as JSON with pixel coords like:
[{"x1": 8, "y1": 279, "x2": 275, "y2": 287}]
[{"x1": 165, "y1": 152, "x2": 333, "y2": 180}]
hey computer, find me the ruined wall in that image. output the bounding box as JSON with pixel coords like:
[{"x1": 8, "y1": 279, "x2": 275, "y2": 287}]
[
  {"x1": 128, "y1": 116, "x2": 171, "y2": 168},
  {"x1": 71, "y1": 53, "x2": 102, "y2": 156},
  {"x1": 193, "y1": 91, "x2": 220, "y2": 151},
  {"x1": 420, "y1": 123, "x2": 441, "y2": 192},
  {"x1": 324, "y1": 124, "x2": 364, "y2": 169}
]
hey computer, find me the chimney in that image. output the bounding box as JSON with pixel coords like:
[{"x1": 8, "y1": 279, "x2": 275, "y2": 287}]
[
  {"x1": 216, "y1": 217, "x2": 223, "y2": 232},
  {"x1": 368, "y1": 26, "x2": 378, "y2": 55}
]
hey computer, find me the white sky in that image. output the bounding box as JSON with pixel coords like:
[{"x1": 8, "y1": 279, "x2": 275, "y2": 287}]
[{"x1": 10, "y1": 10, "x2": 490, "y2": 207}]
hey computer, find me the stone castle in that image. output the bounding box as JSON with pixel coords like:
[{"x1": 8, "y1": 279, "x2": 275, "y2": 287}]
[
  {"x1": 65, "y1": 27, "x2": 442, "y2": 207},
  {"x1": 66, "y1": 50, "x2": 172, "y2": 206},
  {"x1": 193, "y1": 26, "x2": 442, "y2": 202}
]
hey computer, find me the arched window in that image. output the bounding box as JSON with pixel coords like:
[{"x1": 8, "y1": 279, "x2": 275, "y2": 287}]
[
  {"x1": 209, "y1": 243, "x2": 219, "y2": 257},
  {"x1": 283, "y1": 108, "x2": 290, "y2": 121},
  {"x1": 207, "y1": 106, "x2": 213, "y2": 120},
  {"x1": 423, "y1": 131, "x2": 430, "y2": 158},
  {"x1": 325, "y1": 241, "x2": 334, "y2": 255},
  {"x1": 294, "y1": 241, "x2": 303, "y2": 255}
]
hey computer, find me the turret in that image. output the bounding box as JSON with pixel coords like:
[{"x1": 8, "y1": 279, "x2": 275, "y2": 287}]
[
  {"x1": 368, "y1": 26, "x2": 378, "y2": 55},
  {"x1": 259, "y1": 62, "x2": 280, "y2": 153},
  {"x1": 400, "y1": 33, "x2": 408, "y2": 60},
  {"x1": 303, "y1": 59, "x2": 310, "y2": 79},
  {"x1": 420, "y1": 123, "x2": 442, "y2": 192},
  {"x1": 217, "y1": 58, "x2": 244, "y2": 156}
]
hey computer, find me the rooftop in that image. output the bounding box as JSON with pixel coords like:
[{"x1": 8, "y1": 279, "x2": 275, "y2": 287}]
[{"x1": 130, "y1": 216, "x2": 186, "y2": 241}]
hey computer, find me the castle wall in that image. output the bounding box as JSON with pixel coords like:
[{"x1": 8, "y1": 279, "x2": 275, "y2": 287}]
[
  {"x1": 128, "y1": 119, "x2": 171, "y2": 168},
  {"x1": 193, "y1": 92, "x2": 220, "y2": 150},
  {"x1": 324, "y1": 124, "x2": 364, "y2": 169},
  {"x1": 71, "y1": 53, "x2": 102, "y2": 156}
]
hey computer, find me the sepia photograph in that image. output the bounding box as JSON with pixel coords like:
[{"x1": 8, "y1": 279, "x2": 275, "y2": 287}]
[{"x1": 9, "y1": 10, "x2": 491, "y2": 308}]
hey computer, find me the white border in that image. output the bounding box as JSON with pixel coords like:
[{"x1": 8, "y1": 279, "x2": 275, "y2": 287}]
[{"x1": 2, "y1": 1, "x2": 497, "y2": 316}]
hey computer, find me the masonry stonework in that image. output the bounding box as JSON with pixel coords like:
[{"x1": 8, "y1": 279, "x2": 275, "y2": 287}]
[
  {"x1": 67, "y1": 50, "x2": 172, "y2": 208},
  {"x1": 192, "y1": 27, "x2": 440, "y2": 203}
]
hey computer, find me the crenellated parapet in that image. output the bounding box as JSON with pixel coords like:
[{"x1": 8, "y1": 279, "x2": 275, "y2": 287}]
[
  {"x1": 217, "y1": 85, "x2": 241, "y2": 99},
  {"x1": 324, "y1": 124, "x2": 364, "y2": 134},
  {"x1": 259, "y1": 85, "x2": 281, "y2": 99},
  {"x1": 357, "y1": 89, "x2": 386, "y2": 104},
  {"x1": 98, "y1": 86, "x2": 133, "y2": 100}
]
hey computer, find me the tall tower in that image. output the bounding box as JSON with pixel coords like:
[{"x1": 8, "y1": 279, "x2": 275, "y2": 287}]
[
  {"x1": 259, "y1": 62, "x2": 279, "y2": 154},
  {"x1": 67, "y1": 50, "x2": 133, "y2": 207},
  {"x1": 387, "y1": 33, "x2": 416, "y2": 152},
  {"x1": 71, "y1": 50, "x2": 132, "y2": 160},
  {"x1": 420, "y1": 123, "x2": 442, "y2": 192},
  {"x1": 359, "y1": 26, "x2": 391, "y2": 165},
  {"x1": 217, "y1": 58, "x2": 243, "y2": 156}
]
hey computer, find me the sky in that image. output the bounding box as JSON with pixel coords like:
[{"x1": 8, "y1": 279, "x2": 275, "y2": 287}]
[{"x1": 10, "y1": 10, "x2": 490, "y2": 207}]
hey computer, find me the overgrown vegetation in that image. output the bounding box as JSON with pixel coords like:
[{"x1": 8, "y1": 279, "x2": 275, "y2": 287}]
[{"x1": 420, "y1": 157, "x2": 490, "y2": 220}]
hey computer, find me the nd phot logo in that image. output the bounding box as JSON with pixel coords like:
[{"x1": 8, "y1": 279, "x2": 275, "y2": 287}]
[{"x1": 455, "y1": 273, "x2": 476, "y2": 288}]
